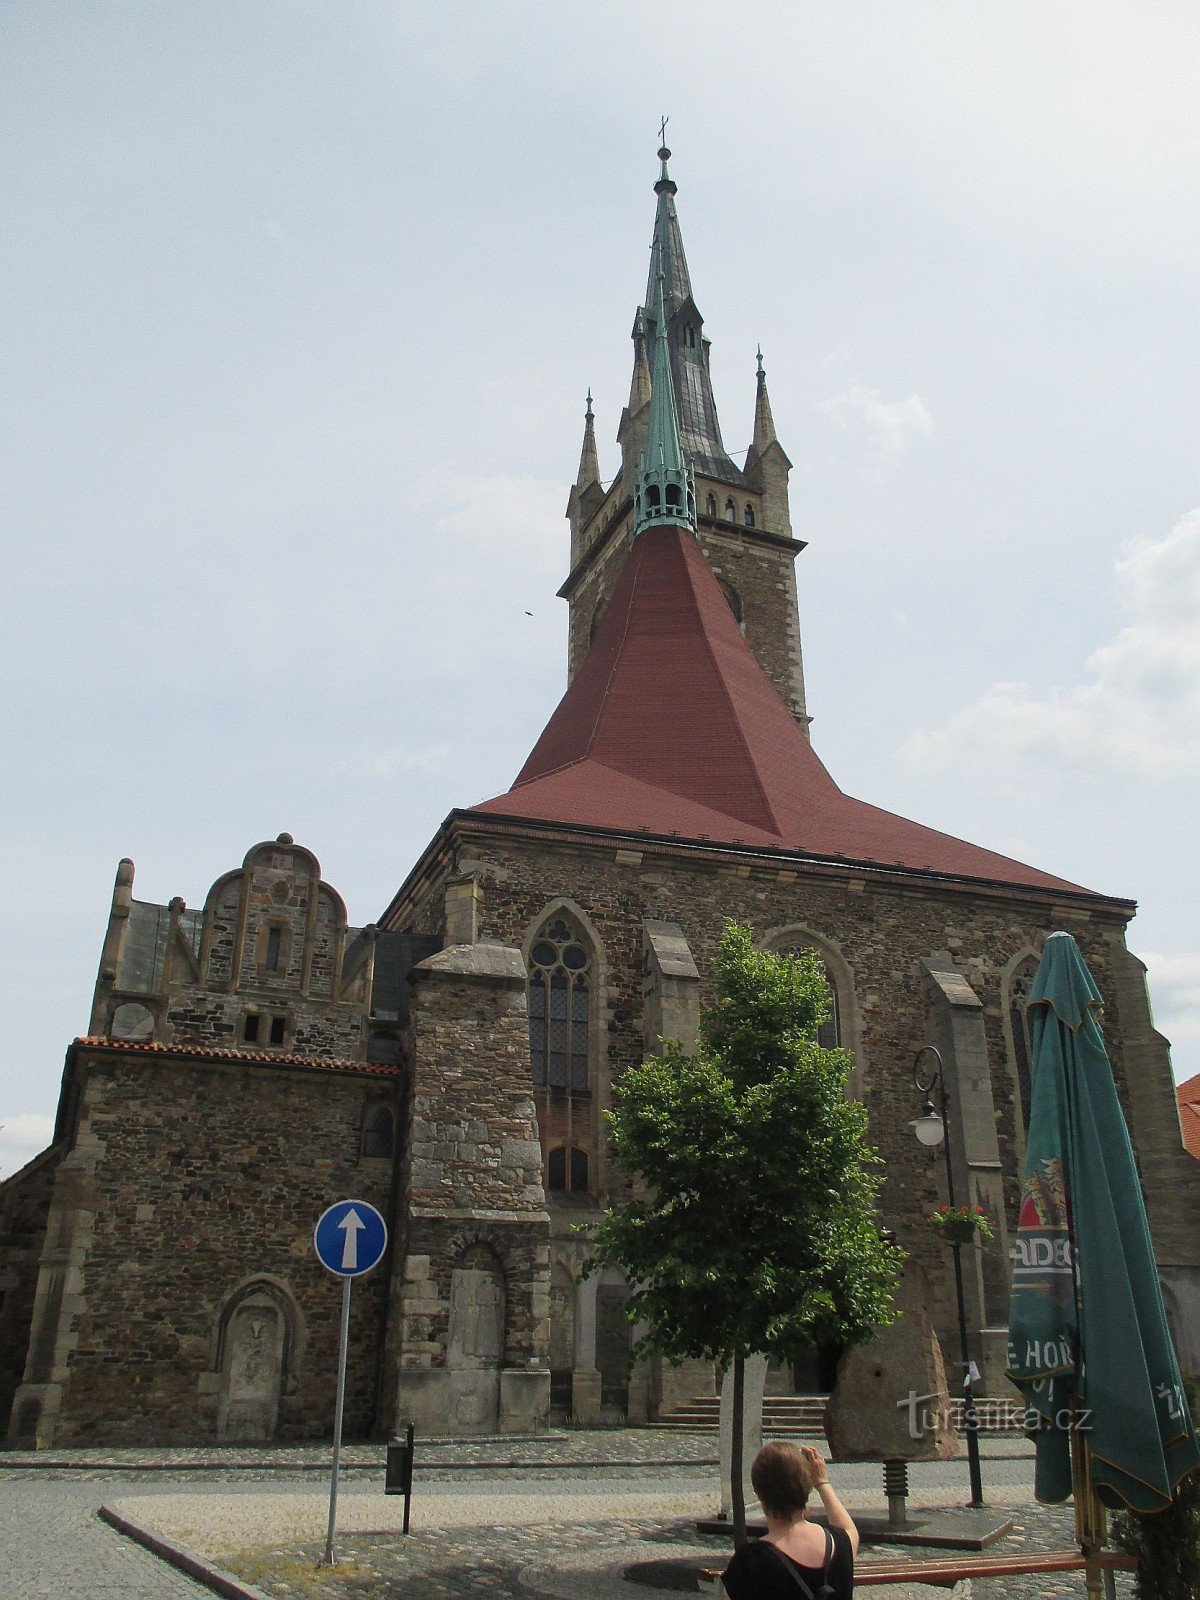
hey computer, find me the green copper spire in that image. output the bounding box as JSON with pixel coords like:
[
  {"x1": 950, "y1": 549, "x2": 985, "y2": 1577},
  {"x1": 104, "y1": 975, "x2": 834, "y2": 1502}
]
[{"x1": 634, "y1": 272, "x2": 696, "y2": 537}]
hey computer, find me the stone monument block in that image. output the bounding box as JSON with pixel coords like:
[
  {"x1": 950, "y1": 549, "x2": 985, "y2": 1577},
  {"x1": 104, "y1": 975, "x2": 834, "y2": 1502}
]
[{"x1": 824, "y1": 1266, "x2": 957, "y2": 1462}]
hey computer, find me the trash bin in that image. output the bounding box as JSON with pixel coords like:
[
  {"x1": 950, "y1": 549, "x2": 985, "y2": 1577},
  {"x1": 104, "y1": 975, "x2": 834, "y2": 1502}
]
[{"x1": 385, "y1": 1423, "x2": 415, "y2": 1533}]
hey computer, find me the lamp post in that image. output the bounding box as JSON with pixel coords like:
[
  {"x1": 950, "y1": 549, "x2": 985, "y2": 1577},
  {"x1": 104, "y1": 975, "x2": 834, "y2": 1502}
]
[{"x1": 911, "y1": 1044, "x2": 985, "y2": 1508}]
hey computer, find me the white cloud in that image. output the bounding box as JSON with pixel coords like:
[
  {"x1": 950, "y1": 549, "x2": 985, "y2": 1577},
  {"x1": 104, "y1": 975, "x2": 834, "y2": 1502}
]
[
  {"x1": 0, "y1": 1113, "x2": 55, "y2": 1180},
  {"x1": 902, "y1": 509, "x2": 1200, "y2": 784},
  {"x1": 818, "y1": 386, "x2": 935, "y2": 463},
  {"x1": 1139, "y1": 952, "x2": 1200, "y2": 1059}
]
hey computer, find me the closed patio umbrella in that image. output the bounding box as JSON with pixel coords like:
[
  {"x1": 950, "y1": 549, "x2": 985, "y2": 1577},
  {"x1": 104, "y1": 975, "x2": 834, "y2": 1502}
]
[{"x1": 1006, "y1": 932, "x2": 1200, "y2": 1596}]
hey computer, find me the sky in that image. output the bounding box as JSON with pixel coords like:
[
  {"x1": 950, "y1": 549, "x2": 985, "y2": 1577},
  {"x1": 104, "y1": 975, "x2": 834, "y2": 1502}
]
[{"x1": 2, "y1": 3, "x2": 1199, "y2": 1176}]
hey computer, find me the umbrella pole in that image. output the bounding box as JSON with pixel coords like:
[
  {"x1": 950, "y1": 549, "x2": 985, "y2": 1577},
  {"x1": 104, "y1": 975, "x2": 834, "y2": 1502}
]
[{"x1": 1071, "y1": 1412, "x2": 1108, "y2": 1600}]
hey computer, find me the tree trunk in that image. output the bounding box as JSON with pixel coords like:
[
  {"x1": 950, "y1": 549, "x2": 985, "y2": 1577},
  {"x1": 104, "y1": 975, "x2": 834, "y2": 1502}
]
[{"x1": 731, "y1": 1353, "x2": 748, "y2": 1547}]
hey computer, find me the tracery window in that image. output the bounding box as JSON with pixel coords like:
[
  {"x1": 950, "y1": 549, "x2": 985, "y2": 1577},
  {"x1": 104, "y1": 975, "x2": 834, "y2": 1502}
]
[
  {"x1": 779, "y1": 946, "x2": 841, "y2": 1050},
  {"x1": 529, "y1": 913, "x2": 595, "y2": 1197},
  {"x1": 528, "y1": 917, "x2": 591, "y2": 1092}
]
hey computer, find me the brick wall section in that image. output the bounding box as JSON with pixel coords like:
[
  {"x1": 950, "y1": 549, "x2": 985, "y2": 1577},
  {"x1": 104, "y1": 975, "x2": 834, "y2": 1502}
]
[
  {"x1": 388, "y1": 818, "x2": 1200, "y2": 1357},
  {"x1": 20, "y1": 1051, "x2": 398, "y2": 1445},
  {"x1": 0, "y1": 1146, "x2": 63, "y2": 1429}
]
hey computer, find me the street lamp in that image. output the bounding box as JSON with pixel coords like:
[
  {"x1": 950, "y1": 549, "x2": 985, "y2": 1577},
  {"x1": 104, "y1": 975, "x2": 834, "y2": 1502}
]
[{"x1": 911, "y1": 1044, "x2": 985, "y2": 1508}]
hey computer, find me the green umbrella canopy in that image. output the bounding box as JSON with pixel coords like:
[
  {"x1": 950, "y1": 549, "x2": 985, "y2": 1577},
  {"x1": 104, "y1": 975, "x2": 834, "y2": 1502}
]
[{"x1": 1007, "y1": 931, "x2": 1200, "y2": 1512}]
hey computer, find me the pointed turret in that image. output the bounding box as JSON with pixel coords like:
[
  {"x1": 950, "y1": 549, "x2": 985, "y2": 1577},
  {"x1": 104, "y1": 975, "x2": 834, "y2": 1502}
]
[
  {"x1": 567, "y1": 390, "x2": 605, "y2": 559},
  {"x1": 752, "y1": 347, "x2": 778, "y2": 453},
  {"x1": 743, "y1": 345, "x2": 794, "y2": 539},
  {"x1": 634, "y1": 275, "x2": 696, "y2": 536},
  {"x1": 620, "y1": 142, "x2": 744, "y2": 490},
  {"x1": 576, "y1": 389, "x2": 600, "y2": 489}
]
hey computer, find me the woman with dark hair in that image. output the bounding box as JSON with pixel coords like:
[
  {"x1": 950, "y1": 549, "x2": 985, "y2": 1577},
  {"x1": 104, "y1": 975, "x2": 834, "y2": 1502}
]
[{"x1": 720, "y1": 1441, "x2": 858, "y2": 1598}]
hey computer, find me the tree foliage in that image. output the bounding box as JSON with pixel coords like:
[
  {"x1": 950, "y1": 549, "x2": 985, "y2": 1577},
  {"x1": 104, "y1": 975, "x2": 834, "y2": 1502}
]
[
  {"x1": 1113, "y1": 1377, "x2": 1200, "y2": 1600},
  {"x1": 587, "y1": 921, "x2": 901, "y2": 1369}
]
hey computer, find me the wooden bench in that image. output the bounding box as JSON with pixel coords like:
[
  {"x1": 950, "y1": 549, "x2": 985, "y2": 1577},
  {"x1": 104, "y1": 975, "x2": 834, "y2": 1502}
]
[{"x1": 700, "y1": 1548, "x2": 1135, "y2": 1587}]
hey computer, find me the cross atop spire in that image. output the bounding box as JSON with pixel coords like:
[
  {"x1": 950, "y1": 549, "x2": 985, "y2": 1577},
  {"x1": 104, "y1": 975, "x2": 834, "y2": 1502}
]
[{"x1": 638, "y1": 139, "x2": 743, "y2": 487}]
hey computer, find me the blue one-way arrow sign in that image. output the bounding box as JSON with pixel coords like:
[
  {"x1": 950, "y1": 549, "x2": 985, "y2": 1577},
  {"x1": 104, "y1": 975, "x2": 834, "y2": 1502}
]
[{"x1": 314, "y1": 1199, "x2": 388, "y2": 1278}]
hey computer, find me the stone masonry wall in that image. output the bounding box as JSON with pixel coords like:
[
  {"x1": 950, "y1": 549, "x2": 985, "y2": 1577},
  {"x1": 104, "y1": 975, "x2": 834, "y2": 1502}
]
[
  {"x1": 163, "y1": 839, "x2": 364, "y2": 1059},
  {"x1": 0, "y1": 1146, "x2": 63, "y2": 1431},
  {"x1": 19, "y1": 1053, "x2": 398, "y2": 1445},
  {"x1": 417, "y1": 822, "x2": 1199, "y2": 1361},
  {"x1": 390, "y1": 947, "x2": 550, "y2": 1433}
]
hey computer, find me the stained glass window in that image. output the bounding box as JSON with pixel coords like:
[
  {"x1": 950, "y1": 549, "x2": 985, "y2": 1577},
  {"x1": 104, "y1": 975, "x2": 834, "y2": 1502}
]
[{"x1": 529, "y1": 917, "x2": 591, "y2": 1094}]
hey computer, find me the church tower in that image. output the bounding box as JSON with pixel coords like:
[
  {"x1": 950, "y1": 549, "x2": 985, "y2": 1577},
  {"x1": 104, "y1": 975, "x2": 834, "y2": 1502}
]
[{"x1": 563, "y1": 142, "x2": 810, "y2": 728}]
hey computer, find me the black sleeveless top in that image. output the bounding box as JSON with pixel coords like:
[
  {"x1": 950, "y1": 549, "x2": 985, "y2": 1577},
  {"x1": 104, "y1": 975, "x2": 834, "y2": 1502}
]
[{"x1": 721, "y1": 1526, "x2": 854, "y2": 1599}]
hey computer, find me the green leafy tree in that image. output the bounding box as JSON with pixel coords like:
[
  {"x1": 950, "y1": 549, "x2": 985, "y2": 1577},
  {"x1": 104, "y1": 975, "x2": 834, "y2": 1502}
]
[
  {"x1": 586, "y1": 921, "x2": 901, "y2": 1542},
  {"x1": 1113, "y1": 1376, "x2": 1200, "y2": 1600}
]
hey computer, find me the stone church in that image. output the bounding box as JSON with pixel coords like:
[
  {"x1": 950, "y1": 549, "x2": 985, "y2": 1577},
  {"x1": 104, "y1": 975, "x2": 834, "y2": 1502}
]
[{"x1": 3, "y1": 148, "x2": 1198, "y2": 1447}]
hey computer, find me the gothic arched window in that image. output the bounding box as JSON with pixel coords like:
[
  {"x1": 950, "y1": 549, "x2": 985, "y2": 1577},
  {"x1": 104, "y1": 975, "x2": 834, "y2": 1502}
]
[
  {"x1": 529, "y1": 912, "x2": 595, "y2": 1198},
  {"x1": 1008, "y1": 956, "x2": 1038, "y2": 1141},
  {"x1": 724, "y1": 498, "x2": 737, "y2": 522},
  {"x1": 779, "y1": 946, "x2": 841, "y2": 1050},
  {"x1": 528, "y1": 916, "x2": 591, "y2": 1092},
  {"x1": 743, "y1": 503, "x2": 756, "y2": 528},
  {"x1": 705, "y1": 492, "x2": 718, "y2": 517}
]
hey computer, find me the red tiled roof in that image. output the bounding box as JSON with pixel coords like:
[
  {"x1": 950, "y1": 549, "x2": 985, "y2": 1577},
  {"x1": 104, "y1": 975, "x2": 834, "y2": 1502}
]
[
  {"x1": 1178, "y1": 1071, "x2": 1200, "y2": 1160},
  {"x1": 73, "y1": 1037, "x2": 399, "y2": 1077},
  {"x1": 472, "y1": 524, "x2": 1094, "y2": 896}
]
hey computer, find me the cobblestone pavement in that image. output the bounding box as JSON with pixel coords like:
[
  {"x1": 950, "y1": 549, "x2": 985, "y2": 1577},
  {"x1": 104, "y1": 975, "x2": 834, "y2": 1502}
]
[
  {"x1": 0, "y1": 1430, "x2": 1132, "y2": 1600},
  {"x1": 0, "y1": 1477, "x2": 212, "y2": 1600}
]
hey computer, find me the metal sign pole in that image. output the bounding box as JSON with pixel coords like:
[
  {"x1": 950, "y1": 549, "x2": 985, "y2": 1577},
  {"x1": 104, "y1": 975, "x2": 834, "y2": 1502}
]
[{"x1": 323, "y1": 1276, "x2": 353, "y2": 1566}]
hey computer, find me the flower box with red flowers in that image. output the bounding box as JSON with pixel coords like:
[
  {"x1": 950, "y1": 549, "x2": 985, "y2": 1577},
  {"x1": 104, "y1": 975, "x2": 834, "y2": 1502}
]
[{"x1": 926, "y1": 1203, "x2": 995, "y2": 1245}]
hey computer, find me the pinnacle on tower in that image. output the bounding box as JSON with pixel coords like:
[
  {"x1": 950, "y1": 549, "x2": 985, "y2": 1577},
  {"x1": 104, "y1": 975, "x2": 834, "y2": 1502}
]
[
  {"x1": 634, "y1": 273, "x2": 696, "y2": 537},
  {"x1": 575, "y1": 388, "x2": 600, "y2": 492},
  {"x1": 752, "y1": 346, "x2": 778, "y2": 453}
]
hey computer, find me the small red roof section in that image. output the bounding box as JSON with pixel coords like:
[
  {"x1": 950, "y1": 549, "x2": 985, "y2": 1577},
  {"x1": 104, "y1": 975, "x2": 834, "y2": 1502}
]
[
  {"x1": 73, "y1": 1036, "x2": 399, "y2": 1077},
  {"x1": 472, "y1": 524, "x2": 1093, "y2": 895},
  {"x1": 1178, "y1": 1072, "x2": 1200, "y2": 1160}
]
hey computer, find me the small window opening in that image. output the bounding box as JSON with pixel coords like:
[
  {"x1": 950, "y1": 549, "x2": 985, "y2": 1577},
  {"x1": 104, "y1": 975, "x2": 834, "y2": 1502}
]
[
  {"x1": 243, "y1": 1014, "x2": 261, "y2": 1044},
  {"x1": 744, "y1": 503, "x2": 756, "y2": 528},
  {"x1": 547, "y1": 1145, "x2": 590, "y2": 1194},
  {"x1": 269, "y1": 1015, "x2": 287, "y2": 1046},
  {"x1": 665, "y1": 483, "x2": 681, "y2": 506},
  {"x1": 570, "y1": 1147, "x2": 589, "y2": 1192},
  {"x1": 718, "y1": 580, "x2": 743, "y2": 624},
  {"x1": 646, "y1": 484, "x2": 661, "y2": 508},
  {"x1": 724, "y1": 498, "x2": 736, "y2": 521},
  {"x1": 361, "y1": 1104, "x2": 395, "y2": 1160},
  {"x1": 685, "y1": 325, "x2": 696, "y2": 348},
  {"x1": 265, "y1": 925, "x2": 282, "y2": 972},
  {"x1": 705, "y1": 493, "x2": 717, "y2": 517}
]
